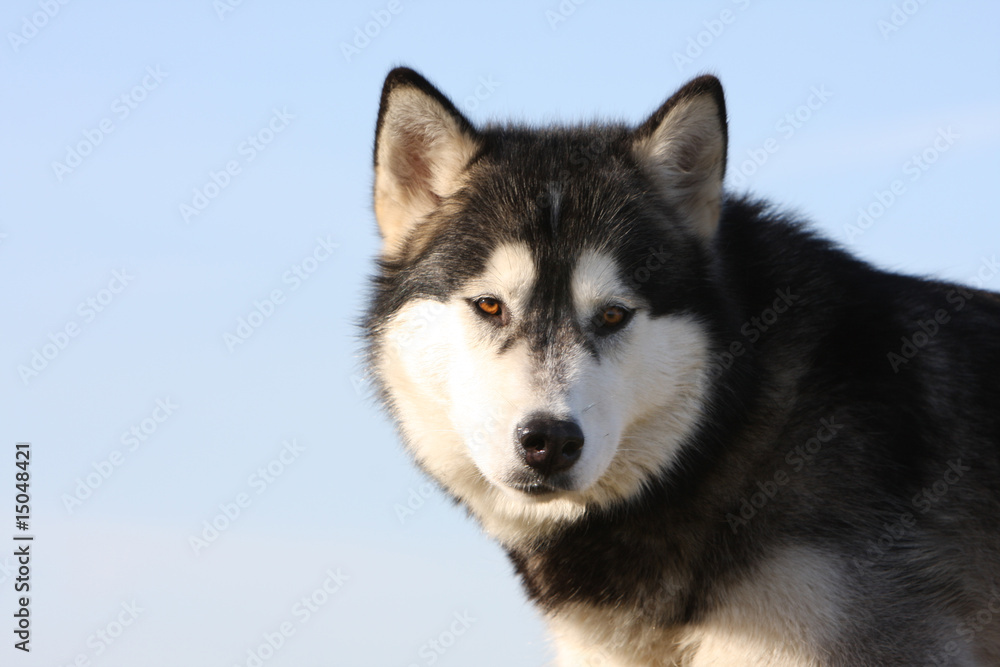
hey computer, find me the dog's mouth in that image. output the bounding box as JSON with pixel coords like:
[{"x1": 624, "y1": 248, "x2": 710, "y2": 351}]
[
  {"x1": 503, "y1": 471, "x2": 576, "y2": 497},
  {"x1": 507, "y1": 481, "x2": 560, "y2": 496}
]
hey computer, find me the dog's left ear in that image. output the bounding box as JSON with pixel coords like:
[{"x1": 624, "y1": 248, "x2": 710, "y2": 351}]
[
  {"x1": 373, "y1": 68, "x2": 480, "y2": 256},
  {"x1": 632, "y1": 75, "x2": 728, "y2": 240}
]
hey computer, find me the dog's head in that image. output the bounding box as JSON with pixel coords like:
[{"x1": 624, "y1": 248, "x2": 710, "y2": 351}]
[{"x1": 365, "y1": 68, "x2": 728, "y2": 544}]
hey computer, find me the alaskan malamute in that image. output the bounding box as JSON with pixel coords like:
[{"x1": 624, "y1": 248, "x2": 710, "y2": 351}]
[{"x1": 362, "y1": 67, "x2": 1000, "y2": 666}]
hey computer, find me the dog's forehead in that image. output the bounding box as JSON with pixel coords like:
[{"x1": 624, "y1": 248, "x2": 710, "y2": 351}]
[
  {"x1": 386, "y1": 126, "x2": 707, "y2": 319},
  {"x1": 448, "y1": 169, "x2": 634, "y2": 281},
  {"x1": 467, "y1": 126, "x2": 635, "y2": 233}
]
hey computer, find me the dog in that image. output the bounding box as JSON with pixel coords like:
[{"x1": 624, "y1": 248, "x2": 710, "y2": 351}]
[{"x1": 362, "y1": 67, "x2": 1000, "y2": 666}]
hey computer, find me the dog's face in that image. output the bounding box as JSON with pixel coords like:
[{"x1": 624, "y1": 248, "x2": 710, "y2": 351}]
[{"x1": 365, "y1": 69, "x2": 728, "y2": 543}]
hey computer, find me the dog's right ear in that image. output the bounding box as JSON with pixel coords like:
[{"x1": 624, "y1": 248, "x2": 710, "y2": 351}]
[
  {"x1": 373, "y1": 68, "x2": 480, "y2": 256},
  {"x1": 631, "y1": 75, "x2": 728, "y2": 241}
]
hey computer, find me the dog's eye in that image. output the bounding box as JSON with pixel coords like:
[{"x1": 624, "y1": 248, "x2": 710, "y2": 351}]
[
  {"x1": 474, "y1": 296, "x2": 503, "y2": 318},
  {"x1": 594, "y1": 305, "x2": 632, "y2": 334}
]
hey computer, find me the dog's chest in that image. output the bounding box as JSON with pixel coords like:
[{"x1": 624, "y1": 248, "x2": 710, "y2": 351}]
[{"x1": 539, "y1": 546, "x2": 840, "y2": 667}]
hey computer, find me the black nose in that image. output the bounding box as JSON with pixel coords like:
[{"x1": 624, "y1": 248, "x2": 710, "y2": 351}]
[{"x1": 517, "y1": 417, "x2": 584, "y2": 475}]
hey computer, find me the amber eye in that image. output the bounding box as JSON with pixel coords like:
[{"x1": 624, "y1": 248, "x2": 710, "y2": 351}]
[
  {"x1": 594, "y1": 305, "x2": 632, "y2": 335},
  {"x1": 602, "y1": 306, "x2": 626, "y2": 326},
  {"x1": 475, "y1": 297, "x2": 502, "y2": 317}
]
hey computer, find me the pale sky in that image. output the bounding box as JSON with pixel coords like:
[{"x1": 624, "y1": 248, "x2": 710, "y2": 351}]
[{"x1": 2, "y1": 1, "x2": 998, "y2": 665}]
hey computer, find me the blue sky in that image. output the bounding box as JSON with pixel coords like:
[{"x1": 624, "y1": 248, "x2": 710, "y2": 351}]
[{"x1": 1, "y1": 1, "x2": 998, "y2": 665}]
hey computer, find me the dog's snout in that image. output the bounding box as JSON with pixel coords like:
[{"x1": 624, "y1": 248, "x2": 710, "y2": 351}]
[{"x1": 517, "y1": 417, "x2": 584, "y2": 475}]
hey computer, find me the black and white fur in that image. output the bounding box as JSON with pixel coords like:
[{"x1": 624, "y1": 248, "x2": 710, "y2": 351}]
[{"x1": 363, "y1": 68, "x2": 1000, "y2": 666}]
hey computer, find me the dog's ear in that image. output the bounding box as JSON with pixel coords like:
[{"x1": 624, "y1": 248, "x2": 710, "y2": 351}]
[
  {"x1": 373, "y1": 68, "x2": 480, "y2": 255},
  {"x1": 632, "y1": 75, "x2": 728, "y2": 240}
]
